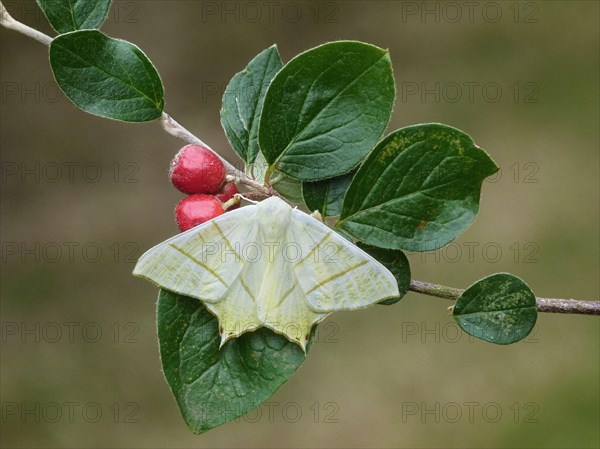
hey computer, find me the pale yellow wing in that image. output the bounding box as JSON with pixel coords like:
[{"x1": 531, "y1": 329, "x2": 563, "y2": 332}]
[
  {"x1": 289, "y1": 209, "x2": 400, "y2": 313},
  {"x1": 133, "y1": 205, "x2": 257, "y2": 303}
]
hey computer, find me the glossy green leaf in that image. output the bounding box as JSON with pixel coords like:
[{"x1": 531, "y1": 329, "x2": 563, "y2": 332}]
[
  {"x1": 453, "y1": 273, "x2": 537, "y2": 344},
  {"x1": 303, "y1": 170, "x2": 356, "y2": 217},
  {"x1": 259, "y1": 41, "x2": 395, "y2": 181},
  {"x1": 358, "y1": 244, "x2": 410, "y2": 305},
  {"x1": 50, "y1": 30, "x2": 164, "y2": 122},
  {"x1": 250, "y1": 151, "x2": 303, "y2": 204},
  {"x1": 271, "y1": 172, "x2": 304, "y2": 205},
  {"x1": 338, "y1": 124, "x2": 499, "y2": 251},
  {"x1": 37, "y1": 0, "x2": 111, "y2": 33},
  {"x1": 221, "y1": 45, "x2": 283, "y2": 164},
  {"x1": 157, "y1": 289, "x2": 310, "y2": 434}
]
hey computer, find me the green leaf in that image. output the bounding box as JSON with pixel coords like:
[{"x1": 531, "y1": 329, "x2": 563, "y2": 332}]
[
  {"x1": 259, "y1": 41, "x2": 395, "y2": 181},
  {"x1": 248, "y1": 150, "x2": 269, "y2": 184},
  {"x1": 453, "y1": 273, "x2": 537, "y2": 344},
  {"x1": 357, "y1": 244, "x2": 410, "y2": 305},
  {"x1": 271, "y1": 172, "x2": 304, "y2": 205},
  {"x1": 37, "y1": 0, "x2": 111, "y2": 33},
  {"x1": 250, "y1": 151, "x2": 303, "y2": 204},
  {"x1": 221, "y1": 45, "x2": 283, "y2": 164},
  {"x1": 337, "y1": 124, "x2": 498, "y2": 251},
  {"x1": 49, "y1": 30, "x2": 164, "y2": 122},
  {"x1": 157, "y1": 289, "x2": 310, "y2": 434},
  {"x1": 303, "y1": 170, "x2": 356, "y2": 217}
]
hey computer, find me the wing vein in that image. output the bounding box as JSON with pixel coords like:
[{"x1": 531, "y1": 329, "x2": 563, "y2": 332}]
[
  {"x1": 305, "y1": 259, "x2": 368, "y2": 295},
  {"x1": 240, "y1": 277, "x2": 257, "y2": 302},
  {"x1": 295, "y1": 230, "x2": 333, "y2": 266},
  {"x1": 275, "y1": 280, "x2": 298, "y2": 307},
  {"x1": 168, "y1": 243, "x2": 228, "y2": 287},
  {"x1": 211, "y1": 221, "x2": 243, "y2": 259}
]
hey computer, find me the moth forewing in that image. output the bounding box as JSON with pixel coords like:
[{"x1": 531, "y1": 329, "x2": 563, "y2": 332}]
[{"x1": 132, "y1": 205, "x2": 257, "y2": 302}]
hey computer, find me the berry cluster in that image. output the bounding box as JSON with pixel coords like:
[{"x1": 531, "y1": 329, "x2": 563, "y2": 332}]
[{"x1": 170, "y1": 144, "x2": 239, "y2": 232}]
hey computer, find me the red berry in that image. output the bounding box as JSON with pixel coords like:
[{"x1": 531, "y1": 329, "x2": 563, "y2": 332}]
[
  {"x1": 214, "y1": 183, "x2": 240, "y2": 211},
  {"x1": 170, "y1": 144, "x2": 226, "y2": 194},
  {"x1": 175, "y1": 194, "x2": 224, "y2": 232}
]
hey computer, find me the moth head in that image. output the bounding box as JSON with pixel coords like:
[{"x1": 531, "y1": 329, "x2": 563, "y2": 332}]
[{"x1": 256, "y1": 196, "x2": 292, "y2": 240}]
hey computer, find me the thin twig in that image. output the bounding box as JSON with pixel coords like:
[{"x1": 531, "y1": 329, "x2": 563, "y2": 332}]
[
  {"x1": 534, "y1": 297, "x2": 600, "y2": 315},
  {"x1": 409, "y1": 280, "x2": 600, "y2": 316},
  {"x1": 0, "y1": 4, "x2": 271, "y2": 197},
  {"x1": 0, "y1": 2, "x2": 53, "y2": 45}
]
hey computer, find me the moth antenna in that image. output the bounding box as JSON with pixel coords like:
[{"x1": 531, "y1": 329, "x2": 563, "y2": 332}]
[{"x1": 237, "y1": 193, "x2": 259, "y2": 204}]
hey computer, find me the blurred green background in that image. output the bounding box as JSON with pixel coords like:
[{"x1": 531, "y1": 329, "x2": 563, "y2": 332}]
[{"x1": 1, "y1": 1, "x2": 598, "y2": 448}]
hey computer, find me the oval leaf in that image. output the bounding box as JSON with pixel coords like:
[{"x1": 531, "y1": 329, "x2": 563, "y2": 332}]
[
  {"x1": 259, "y1": 41, "x2": 395, "y2": 181},
  {"x1": 157, "y1": 289, "x2": 310, "y2": 434},
  {"x1": 453, "y1": 273, "x2": 538, "y2": 344},
  {"x1": 357, "y1": 244, "x2": 411, "y2": 305},
  {"x1": 37, "y1": 0, "x2": 111, "y2": 33},
  {"x1": 221, "y1": 45, "x2": 283, "y2": 164},
  {"x1": 303, "y1": 170, "x2": 356, "y2": 217},
  {"x1": 50, "y1": 30, "x2": 164, "y2": 122},
  {"x1": 337, "y1": 124, "x2": 499, "y2": 251}
]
